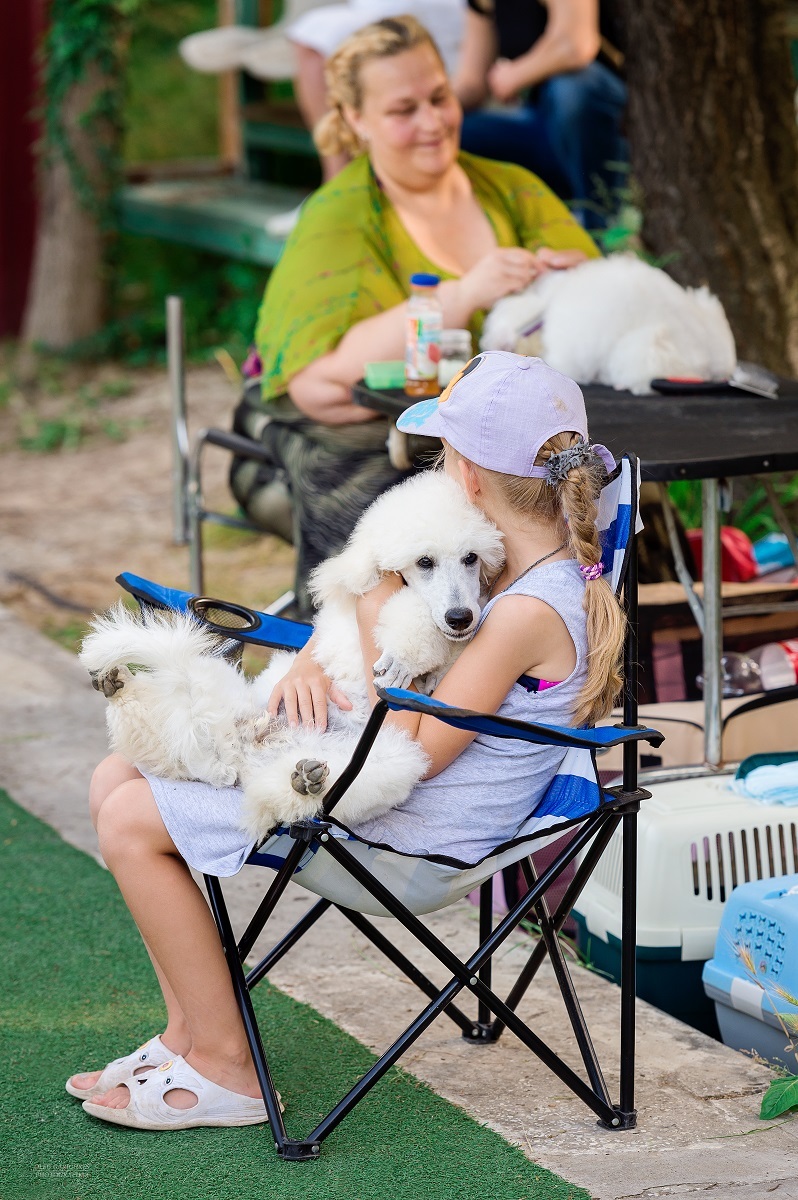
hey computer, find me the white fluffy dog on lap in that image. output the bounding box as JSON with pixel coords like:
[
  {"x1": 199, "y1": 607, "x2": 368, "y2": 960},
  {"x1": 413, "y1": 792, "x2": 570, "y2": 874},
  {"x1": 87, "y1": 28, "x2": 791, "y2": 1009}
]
[{"x1": 80, "y1": 472, "x2": 504, "y2": 840}]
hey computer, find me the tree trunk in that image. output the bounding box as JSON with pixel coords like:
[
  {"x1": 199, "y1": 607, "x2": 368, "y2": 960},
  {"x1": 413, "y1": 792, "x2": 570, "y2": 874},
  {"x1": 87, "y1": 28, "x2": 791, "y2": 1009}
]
[
  {"x1": 20, "y1": 63, "x2": 117, "y2": 350},
  {"x1": 619, "y1": 0, "x2": 798, "y2": 374}
]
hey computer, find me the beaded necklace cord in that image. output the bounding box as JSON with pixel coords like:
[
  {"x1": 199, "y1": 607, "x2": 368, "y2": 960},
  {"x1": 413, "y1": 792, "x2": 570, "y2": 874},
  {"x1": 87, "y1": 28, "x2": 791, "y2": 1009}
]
[{"x1": 486, "y1": 541, "x2": 568, "y2": 601}]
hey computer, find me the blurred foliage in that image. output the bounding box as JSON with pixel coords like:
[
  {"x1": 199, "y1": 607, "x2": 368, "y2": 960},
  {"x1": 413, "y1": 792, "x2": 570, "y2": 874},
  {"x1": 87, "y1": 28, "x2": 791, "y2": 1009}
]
[
  {"x1": 123, "y1": 0, "x2": 219, "y2": 162},
  {"x1": 669, "y1": 477, "x2": 798, "y2": 545},
  {"x1": 51, "y1": 0, "x2": 266, "y2": 366},
  {"x1": 39, "y1": 0, "x2": 139, "y2": 227},
  {"x1": 12, "y1": 370, "x2": 138, "y2": 454},
  {"x1": 62, "y1": 234, "x2": 266, "y2": 366}
]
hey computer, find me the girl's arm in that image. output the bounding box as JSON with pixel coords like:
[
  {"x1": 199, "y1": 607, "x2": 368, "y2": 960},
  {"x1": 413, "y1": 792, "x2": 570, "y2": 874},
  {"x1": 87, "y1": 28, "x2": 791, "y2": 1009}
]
[{"x1": 357, "y1": 589, "x2": 575, "y2": 777}]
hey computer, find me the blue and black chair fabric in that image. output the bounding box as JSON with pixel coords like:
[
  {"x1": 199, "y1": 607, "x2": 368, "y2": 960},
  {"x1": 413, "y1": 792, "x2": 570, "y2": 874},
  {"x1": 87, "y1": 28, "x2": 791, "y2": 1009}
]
[{"x1": 117, "y1": 454, "x2": 663, "y2": 1160}]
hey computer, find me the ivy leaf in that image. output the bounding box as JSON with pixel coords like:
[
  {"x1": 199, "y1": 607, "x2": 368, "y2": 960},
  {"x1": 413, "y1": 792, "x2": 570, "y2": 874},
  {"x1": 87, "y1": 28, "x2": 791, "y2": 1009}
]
[{"x1": 760, "y1": 1075, "x2": 798, "y2": 1121}]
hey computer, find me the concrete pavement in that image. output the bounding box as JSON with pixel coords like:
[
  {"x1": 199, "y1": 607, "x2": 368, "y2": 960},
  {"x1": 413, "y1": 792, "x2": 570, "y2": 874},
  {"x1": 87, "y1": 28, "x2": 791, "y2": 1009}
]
[{"x1": 2, "y1": 604, "x2": 797, "y2": 1200}]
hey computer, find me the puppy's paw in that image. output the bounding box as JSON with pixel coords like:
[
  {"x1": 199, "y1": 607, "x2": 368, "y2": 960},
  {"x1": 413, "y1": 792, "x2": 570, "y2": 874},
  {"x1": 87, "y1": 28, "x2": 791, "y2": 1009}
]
[
  {"x1": 415, "y1": 669, "x2": 444, "y2": 695},
  {"x1": 373, "y1": 652, "x2": 414, "y2": 691},
  {"x1": 91, "y1": 664, "x2": 134, "y2": 699},
  {"x1": 291, "y1": 758, "x2": 329, "y2": 797},
  {"x1": 250, "y1": 713, "x2": 273, "y2": 745}
]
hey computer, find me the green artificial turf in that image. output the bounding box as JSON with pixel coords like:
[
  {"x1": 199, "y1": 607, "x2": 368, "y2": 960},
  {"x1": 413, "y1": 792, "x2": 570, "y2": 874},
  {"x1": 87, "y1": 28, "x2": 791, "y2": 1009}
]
[{"x1": 0, "y1": 792, "x2": 589, "y2": 1200}]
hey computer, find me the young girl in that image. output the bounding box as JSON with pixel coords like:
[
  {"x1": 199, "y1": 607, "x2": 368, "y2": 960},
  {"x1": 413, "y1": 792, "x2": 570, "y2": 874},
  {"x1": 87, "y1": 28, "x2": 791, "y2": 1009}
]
[{"x1": 70, "y1": 351, "x2": 624, "y2": 1130}]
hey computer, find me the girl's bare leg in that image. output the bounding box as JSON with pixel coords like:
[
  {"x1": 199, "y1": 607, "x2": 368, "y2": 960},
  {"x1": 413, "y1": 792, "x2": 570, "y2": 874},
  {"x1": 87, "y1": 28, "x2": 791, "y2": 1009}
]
[
  {"x1": 69, "y1": 756, "x2": 192, "y2": 1091},
  {"x1": 292, "y1": 42, "x2": 350, "y2": 180},
  {"x1": 91, "y1": 777, "x2": 259, "y2": 1110}
]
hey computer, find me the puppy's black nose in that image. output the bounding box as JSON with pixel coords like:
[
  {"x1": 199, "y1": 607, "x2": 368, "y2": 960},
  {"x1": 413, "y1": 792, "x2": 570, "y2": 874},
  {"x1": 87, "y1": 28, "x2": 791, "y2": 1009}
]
[{"x1": 445, "y1": 608, "x2": 474, "y2": 631}]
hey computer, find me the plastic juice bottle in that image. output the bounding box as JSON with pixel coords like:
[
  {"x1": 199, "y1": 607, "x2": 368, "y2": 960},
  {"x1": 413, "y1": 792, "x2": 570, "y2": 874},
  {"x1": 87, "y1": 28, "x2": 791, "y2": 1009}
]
[{"x1": 405, "y1": 273, "x2": 443, "y2": 397}]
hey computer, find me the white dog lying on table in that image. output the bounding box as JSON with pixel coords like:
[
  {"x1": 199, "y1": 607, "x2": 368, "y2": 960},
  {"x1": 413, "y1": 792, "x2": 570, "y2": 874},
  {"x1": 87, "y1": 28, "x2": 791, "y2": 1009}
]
[
  {"x1": 80, "y1": 472, "x2": 504, "y2": 841},
  {"x1": 481, "y1": 253, "x2": 737, "y2": 395}
]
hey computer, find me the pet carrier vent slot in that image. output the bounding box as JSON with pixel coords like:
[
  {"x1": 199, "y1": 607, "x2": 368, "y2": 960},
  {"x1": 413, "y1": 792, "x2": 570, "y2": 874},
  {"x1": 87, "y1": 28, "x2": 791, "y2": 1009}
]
[
  {"x1": 779, "y1": 825, "x2": 788, "y2": 876},
  {"x1": 691, "y1": 826, "x2": 798, "y2": 903},
  {"x1": 715, "y1": 833, "x2": 726, "y2": 903},
  {"x1": 754, "y1": 828, "x2": 763, "y2": 879},
  {"x1": 727, "y1": 831, "x2": 738, "y2": 891},
  {"x1": 703, "y1": 837, "x2": 713, "y2": 901},
  {"x1": 741, "y1": 829, "x2": 751, "y2": 882}
]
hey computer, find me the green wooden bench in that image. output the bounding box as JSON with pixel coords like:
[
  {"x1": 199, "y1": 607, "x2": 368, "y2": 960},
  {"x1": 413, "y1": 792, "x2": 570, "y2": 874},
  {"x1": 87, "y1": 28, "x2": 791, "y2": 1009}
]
[{"x1": 118, "y1": 0, "x2": 319, "y2": 266}]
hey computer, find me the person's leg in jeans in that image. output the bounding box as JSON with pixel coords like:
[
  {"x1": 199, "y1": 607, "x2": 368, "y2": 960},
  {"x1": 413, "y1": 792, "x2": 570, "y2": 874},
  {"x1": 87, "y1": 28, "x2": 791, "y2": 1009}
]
[
  {"x1": 460, "y1": 105, "x2": 572, "y2": 198},
  {"x1": 537, "y1": 62, "x2": 628, "y2": 230}
]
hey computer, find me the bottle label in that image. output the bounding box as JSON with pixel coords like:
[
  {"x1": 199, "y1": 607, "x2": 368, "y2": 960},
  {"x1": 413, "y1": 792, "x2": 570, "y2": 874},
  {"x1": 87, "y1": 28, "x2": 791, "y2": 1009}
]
[
  {"x1": 406, "y1": 311, "x2": 443, "y2": 381},
  {"x1": 779, "y1": 640, "x2": 798, "y2": 682}
]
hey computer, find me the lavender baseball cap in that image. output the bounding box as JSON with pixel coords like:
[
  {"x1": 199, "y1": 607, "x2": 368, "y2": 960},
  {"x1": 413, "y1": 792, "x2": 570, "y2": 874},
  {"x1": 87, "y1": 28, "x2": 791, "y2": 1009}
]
[{"x1": 397, "y1": 351, "x2": 595, "y2": 478}]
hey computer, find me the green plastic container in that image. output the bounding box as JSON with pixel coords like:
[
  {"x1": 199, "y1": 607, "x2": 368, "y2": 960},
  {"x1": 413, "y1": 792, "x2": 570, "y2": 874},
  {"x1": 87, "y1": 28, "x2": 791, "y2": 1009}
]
[{"x1": 364, "y1": 361, "x2": 406, "y2": 390}]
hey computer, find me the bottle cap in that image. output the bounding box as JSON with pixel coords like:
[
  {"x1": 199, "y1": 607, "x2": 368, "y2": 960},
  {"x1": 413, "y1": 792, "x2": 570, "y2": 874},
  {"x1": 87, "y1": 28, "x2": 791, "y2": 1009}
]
[{"x1": 410, "y1": 272, "x2": 440, "y2": 287}]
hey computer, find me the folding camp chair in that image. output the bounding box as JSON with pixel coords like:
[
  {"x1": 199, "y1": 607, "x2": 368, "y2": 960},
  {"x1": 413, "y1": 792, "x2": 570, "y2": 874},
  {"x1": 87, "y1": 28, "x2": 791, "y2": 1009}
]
[{"x1": 116, "y1": 454, "x2": 663, "y2": 1160}]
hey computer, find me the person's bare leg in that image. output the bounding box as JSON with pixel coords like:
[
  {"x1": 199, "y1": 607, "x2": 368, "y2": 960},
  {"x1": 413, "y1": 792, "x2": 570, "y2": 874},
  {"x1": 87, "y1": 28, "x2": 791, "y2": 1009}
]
[
  {"x1": 292, "y1": 42, "x2": 350, "y2": 180},
  {"x1": 70, "y1": 756, "x2": 192, "y2": 1092},
  {"x1": 91, "y1": 778, "x2": 259, "y2": 1111}
]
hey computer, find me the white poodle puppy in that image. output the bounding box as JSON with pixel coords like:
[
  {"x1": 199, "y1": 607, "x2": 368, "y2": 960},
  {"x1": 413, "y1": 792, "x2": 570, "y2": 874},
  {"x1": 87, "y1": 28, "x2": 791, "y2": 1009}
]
[
  {"x1": 80, "y1": 471, "x2": 504, "y2": 840},
  {"x1": 480, "y1": 254, "x2": 737, "y2": 395}
]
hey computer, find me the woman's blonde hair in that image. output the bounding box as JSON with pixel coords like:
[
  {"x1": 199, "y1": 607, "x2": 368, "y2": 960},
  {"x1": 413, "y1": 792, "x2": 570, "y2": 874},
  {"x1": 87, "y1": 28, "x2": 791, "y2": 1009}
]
[
  {"x1": 314, "y1": 15, "x2": 443, "y2": 158},
  {"x1": 453, "y1": 433, "x2": 625, "y2": 726}
]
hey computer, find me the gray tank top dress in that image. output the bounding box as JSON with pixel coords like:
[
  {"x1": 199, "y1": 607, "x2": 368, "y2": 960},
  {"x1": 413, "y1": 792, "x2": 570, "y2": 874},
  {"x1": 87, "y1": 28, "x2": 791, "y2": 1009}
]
[{"x1": 142, "y1": 559, "x2": 588, "y2": 874}]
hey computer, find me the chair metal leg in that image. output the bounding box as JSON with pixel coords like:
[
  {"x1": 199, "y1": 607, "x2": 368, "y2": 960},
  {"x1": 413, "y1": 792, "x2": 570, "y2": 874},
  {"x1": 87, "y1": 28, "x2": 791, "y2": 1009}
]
[
  {"x1": 491, "y1": 813, "x2": 622, "y2": 1039},
  {"x1": 237, "y1": 838, "x2": 308, "y2": 960},
  {"x1": 337, "y1": 906, "x2": 477, "y2": 1037},
  {"x1": 203, "y1": 874, "x2": 295, "y2": 1151},
  {"x1": 617, "y1": 806, "x2": 639, "y2": 1128},
  {"x1": 245, "y1": 898, "x2": 332, "y2": 991},
  {"x1": 166, "y1": 295, "x2": 189, "y2": 548},
  {"x1": 462, "y1": 878, "x2": 495, "y2": 1041},
  {"x1": 318, "y1": 823, "x2": 621, "y2": 1130},
  {"x1": 521, "y1": 857, "x2": 612, "y2": 1109}
]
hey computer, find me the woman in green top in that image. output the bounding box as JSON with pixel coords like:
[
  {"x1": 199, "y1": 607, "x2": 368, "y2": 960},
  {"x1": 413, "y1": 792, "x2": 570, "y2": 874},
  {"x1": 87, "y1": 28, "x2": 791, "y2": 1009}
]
[{"x1": 232, "y1": 14, "x2": 598, "y2": 615}]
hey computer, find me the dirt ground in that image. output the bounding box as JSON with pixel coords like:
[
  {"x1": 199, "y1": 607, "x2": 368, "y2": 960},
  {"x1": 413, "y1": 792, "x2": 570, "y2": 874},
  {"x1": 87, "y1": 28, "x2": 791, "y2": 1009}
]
[{"x1": 0, "y1": 359, "x2": 295, "y2": 652}]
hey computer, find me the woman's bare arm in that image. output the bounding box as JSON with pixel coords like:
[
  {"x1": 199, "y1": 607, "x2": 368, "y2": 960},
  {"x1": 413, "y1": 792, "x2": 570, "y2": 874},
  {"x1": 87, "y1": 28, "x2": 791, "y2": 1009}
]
[
  {"x1": 488, "y1": 0, "x2": 600, "y2": 101},
  {"x1": 451, "y1": 8, "x2": 498, "y2": 110}
]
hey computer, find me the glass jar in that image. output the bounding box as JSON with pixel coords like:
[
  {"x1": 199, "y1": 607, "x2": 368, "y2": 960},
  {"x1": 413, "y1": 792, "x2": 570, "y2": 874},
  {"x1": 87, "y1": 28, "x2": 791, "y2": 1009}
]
[
  {"x1": 405, "y1": 273, "x2": 443, "y2": 397},
  {"x1": 437, "y1": 329, "x2": 473, "y2": 388}
]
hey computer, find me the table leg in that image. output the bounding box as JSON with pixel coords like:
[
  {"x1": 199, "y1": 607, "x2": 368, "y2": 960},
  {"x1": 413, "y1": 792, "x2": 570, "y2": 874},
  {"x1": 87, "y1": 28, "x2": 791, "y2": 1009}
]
[{"x1": 702, "y1": 478, "x2": 723, "y2": 766}]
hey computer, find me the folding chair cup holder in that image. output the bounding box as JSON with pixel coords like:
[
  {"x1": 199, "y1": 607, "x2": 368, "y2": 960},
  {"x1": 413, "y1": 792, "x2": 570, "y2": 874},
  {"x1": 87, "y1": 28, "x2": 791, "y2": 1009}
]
[{"x1": 117, "y1": 456, "x2": 666, "y2": 1160}]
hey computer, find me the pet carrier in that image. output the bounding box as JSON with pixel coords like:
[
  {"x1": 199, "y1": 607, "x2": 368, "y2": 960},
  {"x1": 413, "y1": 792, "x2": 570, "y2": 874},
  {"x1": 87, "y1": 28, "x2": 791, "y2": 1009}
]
[
  {"x1": 573, "y1": 770, "x2": 798, "y2": 1036},
  {"x1": 703, "y1": 873, "x2": 798, "y2": 1071}
]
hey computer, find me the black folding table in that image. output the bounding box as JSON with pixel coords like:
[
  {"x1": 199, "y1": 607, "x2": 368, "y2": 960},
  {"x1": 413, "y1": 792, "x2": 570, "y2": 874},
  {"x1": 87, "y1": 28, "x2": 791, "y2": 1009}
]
[{"x1": 353, "y1": 379, "x2": 798, "y2": 766}]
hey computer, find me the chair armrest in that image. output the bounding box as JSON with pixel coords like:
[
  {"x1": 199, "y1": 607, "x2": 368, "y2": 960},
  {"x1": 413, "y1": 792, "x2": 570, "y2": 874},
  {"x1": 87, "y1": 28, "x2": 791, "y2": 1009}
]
[
  {"x1": 116, "y1": 572, "x2": 313, "y2": 651},
  {"x1": 376, "y1": 686, "x2": 664, "y2": 751},
  {"x1": 200, "y1": 427, "x2": 277, "y2": 464}
]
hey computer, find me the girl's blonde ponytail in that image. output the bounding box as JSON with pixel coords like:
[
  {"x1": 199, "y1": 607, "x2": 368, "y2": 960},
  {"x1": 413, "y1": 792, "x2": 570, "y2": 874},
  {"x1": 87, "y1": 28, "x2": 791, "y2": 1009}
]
[
  {"x1": 476, "y1": 431, "x2": 626, "y2": 726},
  {"x1": 551, "y1": 440, "x2": 625, "y2": 725}
]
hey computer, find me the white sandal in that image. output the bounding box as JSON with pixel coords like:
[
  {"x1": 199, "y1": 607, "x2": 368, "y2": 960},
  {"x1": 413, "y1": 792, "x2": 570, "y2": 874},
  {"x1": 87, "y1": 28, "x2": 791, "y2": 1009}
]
[
  {"x1": 81, "y1": 1055, "x2": 280, "y2": 1130},
  {"x1": 65, "y1": 1034, "x2": 173, "y2": 1100}
]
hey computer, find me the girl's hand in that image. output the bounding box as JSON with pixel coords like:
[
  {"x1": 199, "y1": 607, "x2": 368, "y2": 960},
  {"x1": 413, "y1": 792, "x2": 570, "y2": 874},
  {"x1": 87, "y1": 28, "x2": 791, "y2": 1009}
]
[
  {"x1": 532, "y1": 246, "x2": 590, "y2": 274},
  {"x1": 267, "y1": 650, "x2": 352, "y2": 731},
  {"x1": 458, "y1": 247, "x2": 541, "y2": 312}
]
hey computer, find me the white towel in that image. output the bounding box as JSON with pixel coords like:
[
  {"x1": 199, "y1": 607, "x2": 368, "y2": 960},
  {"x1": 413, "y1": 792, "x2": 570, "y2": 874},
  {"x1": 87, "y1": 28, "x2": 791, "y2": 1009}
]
[{"x1": 731, "y1": 762, "x2": 798, "y2": 806}]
